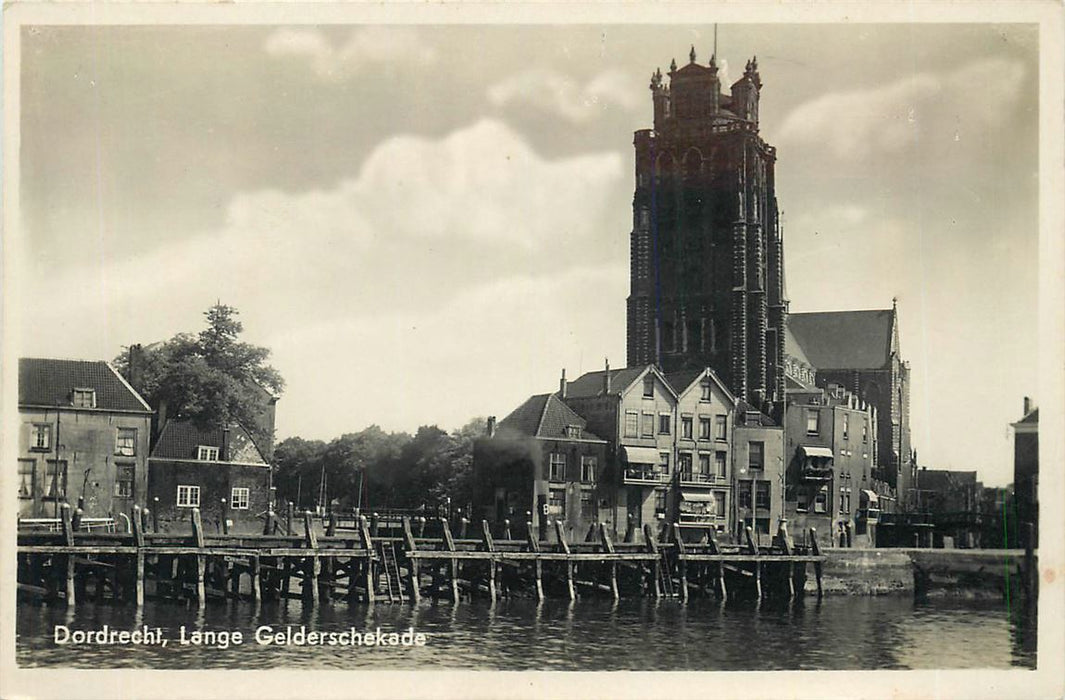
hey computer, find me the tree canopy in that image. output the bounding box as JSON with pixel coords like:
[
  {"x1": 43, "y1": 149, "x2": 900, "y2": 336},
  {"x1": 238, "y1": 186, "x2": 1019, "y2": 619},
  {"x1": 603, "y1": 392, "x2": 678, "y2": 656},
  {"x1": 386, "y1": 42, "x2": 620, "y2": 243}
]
[{"x1": 115, "y1": 304, "x2": 284, "y2": 444}]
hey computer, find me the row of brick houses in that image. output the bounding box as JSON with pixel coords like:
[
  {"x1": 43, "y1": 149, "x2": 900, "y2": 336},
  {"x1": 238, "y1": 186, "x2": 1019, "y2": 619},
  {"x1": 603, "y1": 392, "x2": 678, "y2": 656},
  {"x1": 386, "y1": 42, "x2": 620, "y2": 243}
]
[{"x1": 16, "y1": 358, "x2": 274, "y2": 534}]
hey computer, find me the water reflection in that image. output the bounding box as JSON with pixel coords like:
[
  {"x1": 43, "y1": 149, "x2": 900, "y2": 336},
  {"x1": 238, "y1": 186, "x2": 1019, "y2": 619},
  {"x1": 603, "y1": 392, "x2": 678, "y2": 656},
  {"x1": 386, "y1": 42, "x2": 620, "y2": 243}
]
[{"x1": 16, "y1": 594, "x2": 1036, "y2": 671}]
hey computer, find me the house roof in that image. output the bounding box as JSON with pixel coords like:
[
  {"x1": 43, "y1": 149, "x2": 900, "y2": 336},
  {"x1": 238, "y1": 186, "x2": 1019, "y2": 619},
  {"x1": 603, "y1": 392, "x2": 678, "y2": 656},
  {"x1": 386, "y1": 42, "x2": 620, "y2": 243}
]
[
  {"x1": 788, "y1": 309, "x2": 895, "y2": 370},
  {"x1": 1017, "y1": 408, "x2": 1039, "y2": 425},
  {"x1": 565, "y1": 366, "x2": 647, "y2": 399},
  {"x1": 150, "y1": 419, "x2": 267, "y2": 463},
  {"x1": 664, "y1": 367, "x2": 736, "y2": 404},
  {"x1": 916, "y1": 469, "x2": 978, "y2": 493},
  {"x1": 19, "y1": 358, "x2": 151, "y2": 412},
  {"x1": 497, "y1": 393, "x2": 605, "y2": 442}
]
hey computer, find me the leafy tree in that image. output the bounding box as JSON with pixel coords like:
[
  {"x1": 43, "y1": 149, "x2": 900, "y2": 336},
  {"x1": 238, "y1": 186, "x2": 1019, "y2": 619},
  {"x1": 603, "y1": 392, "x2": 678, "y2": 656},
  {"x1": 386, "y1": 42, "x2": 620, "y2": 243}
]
[{"x1": 115, "y1": 304, "x2": 284, "y2": 445}]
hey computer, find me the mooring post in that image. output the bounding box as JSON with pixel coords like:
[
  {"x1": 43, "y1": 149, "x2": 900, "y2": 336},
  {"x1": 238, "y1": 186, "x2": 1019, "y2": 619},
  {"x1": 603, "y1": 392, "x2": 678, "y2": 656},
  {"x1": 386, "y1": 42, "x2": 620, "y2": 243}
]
[
  {"x1": 417, "y1": 516, "x2": 427, "y2": 538},
  {"x1": 303, "y1": 511, "x2": 320, "y2": 605},
  {"x1": 643, "y1": 523, "x2": 661, "y2": 598},
  {"x1": 672, "y1": 523, "x2": 689, "y2": 602},
  {"x1": 708, "y1": 528, "x2": 726, "y2": 601},
  {"x1": 777, "y1": 520, "x2": 795, "y2": 599},
  {"x1": 503, "y1": 519, "x2": 512, "y2": 541},
  {"x1": 220, "y1": 499, "x2": 229, "y2": 535},
  {"x1": 326, "y1": 511, "x2": 337, "y2": 538},
  {"x1": 263, "y1": 509, "x2": 275, "y2": 536},
  {"x1": 402, "y1": 517, "x2": 421, "y2": 603},
  {"x1": 358, "y1": 515, "x2": 375, "y2": 603},
  {"x1": 524, "y1": 520, "x2": 543, "y2": 600},
  {"x1": 481, "y1": 520, "x2": 497, "y2": 602},
  {"x1": 59, "y1": 503, "x2": 76, "y2": 604},
  {"x1": 191, "y1": 508, "x2": 206, "y2": 606},
  {"x1": 440, "y1": 517, "x2": 459, "y2": 603},
  {"x1": 624, "y1": 514, "x2": 635, "y2": 543},
  {"x1": 810, "y1": 527, "x2": 823, "y2": 599},
  {"x1": 598, "y1": 523, "x2": 618, "y2": 601},
  {"x1": 141, "y1": 507, "x2": 151, "y2": 535},
  {"x1": 554, "y1": 521, "x2": 576, "y2": 601},
  {"x1": 286, "y1": 501, "x2": 294, "y2": 536},
  {"x1": 132, "y1": 505, "x2": 145, "y2": 606},
  {"x1": 72, "y1": 506, "x2": 84, "y2": 532},
  {"x1": 371, "y1": 513, "x2": 380, "y2": 539}
]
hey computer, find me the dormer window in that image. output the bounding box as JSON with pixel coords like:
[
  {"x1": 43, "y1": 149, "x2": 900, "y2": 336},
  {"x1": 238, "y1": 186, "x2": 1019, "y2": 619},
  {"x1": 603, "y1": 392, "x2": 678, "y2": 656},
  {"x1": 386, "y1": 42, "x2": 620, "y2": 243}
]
[
  {"x1": 643, "y1": 376, "x2": 654, "y2": 398},
  {"x1": 197, "y1": 445, "x2": 220, "y2": 461},
  {"x1": 565, "y1": 425, "x2": 582, "y2": 439},
  {"x1": 701, "y1": 382, "x2": 712, "y2": 401},
  {"x1": 72, "y1": 388, "x2": 96, "y2": 408}
]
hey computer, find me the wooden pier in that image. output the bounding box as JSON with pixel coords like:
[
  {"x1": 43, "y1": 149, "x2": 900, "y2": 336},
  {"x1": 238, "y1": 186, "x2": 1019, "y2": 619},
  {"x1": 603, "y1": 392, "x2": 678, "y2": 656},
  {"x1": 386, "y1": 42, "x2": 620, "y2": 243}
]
[{"x1": 17, "y1": 503, "x2": 826, "y2": 607}]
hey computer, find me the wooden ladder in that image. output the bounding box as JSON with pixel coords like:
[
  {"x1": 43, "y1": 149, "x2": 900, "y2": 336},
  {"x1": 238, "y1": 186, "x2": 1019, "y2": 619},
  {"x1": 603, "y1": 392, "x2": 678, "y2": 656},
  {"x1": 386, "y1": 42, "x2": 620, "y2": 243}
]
[
  {"x1": 658, "y1": 549, "x2": 675, "y2": 597},
  {"x1": 379, "y1": 541, "x2": 405, "y2": 603}
]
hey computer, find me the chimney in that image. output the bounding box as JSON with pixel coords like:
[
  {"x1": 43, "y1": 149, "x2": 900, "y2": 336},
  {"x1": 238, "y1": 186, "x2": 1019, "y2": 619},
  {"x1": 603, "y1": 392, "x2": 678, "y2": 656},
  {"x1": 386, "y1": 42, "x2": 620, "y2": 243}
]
[
  {"x1": 1023, "y1": 396, "x2": 1031, "y2": 415},
  {"x1": 603, "y1": 358, "x2": 612, "y2": 394},
  {"x1": 221, "y1": 426, "x2": 231, "y2": 462},
  {"x1": 127, "y1": 343, "x2": 143, "y2": 387},
  {"x1": 559, "y1": 369, "x2": 567, "y2": 399},
  {"x1": 486, "y1": 416, "x2": 496, "y2": 438}
]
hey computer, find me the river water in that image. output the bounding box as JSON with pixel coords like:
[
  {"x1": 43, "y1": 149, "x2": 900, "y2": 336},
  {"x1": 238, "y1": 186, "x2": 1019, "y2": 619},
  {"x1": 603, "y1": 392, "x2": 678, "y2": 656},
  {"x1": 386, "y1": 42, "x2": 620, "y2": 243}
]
[{"x1": 16, "y1": 595, "x2": 1036, "y2": 671}]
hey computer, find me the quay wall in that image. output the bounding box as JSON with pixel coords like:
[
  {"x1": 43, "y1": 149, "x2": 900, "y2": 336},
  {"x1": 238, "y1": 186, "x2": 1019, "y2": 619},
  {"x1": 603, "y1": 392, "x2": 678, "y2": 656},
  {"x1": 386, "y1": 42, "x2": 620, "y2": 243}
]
[{"x1": 809, "y1": 548, "x2": 1031, "y2": 598}]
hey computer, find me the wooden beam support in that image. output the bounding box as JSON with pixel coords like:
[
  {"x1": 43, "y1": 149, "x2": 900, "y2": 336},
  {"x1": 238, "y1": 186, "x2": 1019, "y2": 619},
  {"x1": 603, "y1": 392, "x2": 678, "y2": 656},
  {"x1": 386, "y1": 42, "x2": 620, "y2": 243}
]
[
  {"x1": 481, "y1": 520, "x2": 497, "y2": 602},
  {"x1": 673, "y1": 523, "x2": 688, "y2": 602},
  {"x1": 810, "y1": 527, "x2": 823, "y2": 599},
  {"x1": 643, "y1": 523, "x2": 661, "y2": 598},
  {"x1": 358, "y1": 516, "x2": 375, "y2": 603},
  {"x1": 402, "y1": 517, "x2": 421, "y2": 603}
]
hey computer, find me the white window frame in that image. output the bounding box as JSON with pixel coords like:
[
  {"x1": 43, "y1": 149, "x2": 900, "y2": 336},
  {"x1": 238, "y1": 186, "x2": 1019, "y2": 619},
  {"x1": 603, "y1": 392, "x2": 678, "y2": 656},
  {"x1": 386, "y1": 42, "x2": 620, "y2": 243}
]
[
  {"x1": 177, "y1": 484, "x2": 201, "y2": 508},
  {"x1": 114, "y1": 463, "x2": 135, "y2": 498},
  {"x1": 31, "y1": 423, "x2": 51, "y2": 450},
  {"x1": 681, "y1": 415, "x2": 693, "y2": 439},
  {"x1": 698, "y1": 416, "x2": 711, "y2": 440},
  {"x1": 624, "y1": 411, "x2": 639, "y2": 437},
  {"x1": 658, "y1": 413, "x2": 671, "y2": 435},
  {"x1": 714, "y1": 415, "x2": 728, "y2": 441},
  {"x1": 72, "y1": 388, "x2": 97, "y2": 408},
  {"x1": 115, "y1": 427, "x2": 137, "y2": 456},
  {"x1": 641, "y1": 412, "x2": 654, "y2": 438},
  {"x1": 580, "y1": 456, "x2": 598, "y2": 483},
  {"x1": 231, "y1": 487, "x2": 250, "y2": 510},
  {"x1": 548, "y1": 453, "x2": 566, "y2": 481},
  {"x1": 658, "y1": 451, "x2": 670, "y2": 475},
  {"x1": 197, "y1": 445, "x2": 220, "y2": 461},
  {"x1": 806, "y1": 409, "x2": 820, "y2": 436}
]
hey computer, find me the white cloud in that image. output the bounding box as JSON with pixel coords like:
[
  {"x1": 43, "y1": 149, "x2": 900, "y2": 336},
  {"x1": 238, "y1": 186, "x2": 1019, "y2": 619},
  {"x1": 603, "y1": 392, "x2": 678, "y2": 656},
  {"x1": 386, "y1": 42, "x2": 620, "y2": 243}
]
[
  {"x1": 778, "y1": 58, "x2": 1026, "y2": 161},
  {"x1": 487, "y1": 68, "x2": 642, "y2": 124},
  {"x1": 20, "y1": 119, "x2": 624, "y2": 361},
  {"x1": 264, "y1": 27, "x2": 436, "y2": 78},
  {"x1": 270, "y1": 264, "x2": 628, "y2": 437}
]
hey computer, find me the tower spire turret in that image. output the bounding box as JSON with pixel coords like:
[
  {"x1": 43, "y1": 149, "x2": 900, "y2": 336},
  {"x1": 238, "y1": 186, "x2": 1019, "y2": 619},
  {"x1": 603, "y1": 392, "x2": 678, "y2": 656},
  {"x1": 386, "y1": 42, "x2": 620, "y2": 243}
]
[{"x1": 689, "y1": 45, "x2": 697, "y2": 64}]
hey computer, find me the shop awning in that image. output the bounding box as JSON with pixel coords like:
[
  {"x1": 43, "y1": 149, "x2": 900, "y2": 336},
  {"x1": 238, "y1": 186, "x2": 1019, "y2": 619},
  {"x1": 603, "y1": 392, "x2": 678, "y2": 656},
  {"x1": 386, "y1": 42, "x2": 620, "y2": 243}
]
[
  {"x1": 860, "y1": 489, "x2": 879, "y2": 504},
  {"x1": 798, "y1": 445, "x2": 834, "y2": 459},
  {"x1": 680, "y1": 490, "x2": 716, "y2": 502},
  {"x1": 620, "y1": 446, "x2": 660, "y2": 465}
]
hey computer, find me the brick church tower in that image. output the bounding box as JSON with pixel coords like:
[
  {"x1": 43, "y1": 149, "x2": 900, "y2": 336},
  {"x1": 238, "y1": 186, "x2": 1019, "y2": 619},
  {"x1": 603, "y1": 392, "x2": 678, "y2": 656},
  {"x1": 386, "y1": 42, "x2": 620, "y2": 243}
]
[{"x1": 626, "y1": 48, "x2": 787, "y2": 409}]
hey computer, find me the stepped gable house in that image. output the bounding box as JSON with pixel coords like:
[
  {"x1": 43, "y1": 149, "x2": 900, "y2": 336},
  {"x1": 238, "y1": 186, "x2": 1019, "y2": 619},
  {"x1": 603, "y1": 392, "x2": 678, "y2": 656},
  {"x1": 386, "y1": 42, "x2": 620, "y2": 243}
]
[
  {"x1": 147, "y1": 419, "x2": 272, "y2": 534},
  {"x1": 627, "y1": 50, "x2": 787, "y2": 411},
  {"x1": 17, "y1": 358, "x2": 152, "y2": 521}
]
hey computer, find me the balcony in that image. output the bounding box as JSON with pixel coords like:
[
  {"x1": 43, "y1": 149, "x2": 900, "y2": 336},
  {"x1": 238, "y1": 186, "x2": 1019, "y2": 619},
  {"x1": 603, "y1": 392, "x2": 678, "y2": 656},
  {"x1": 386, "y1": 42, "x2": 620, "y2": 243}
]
[
  {"x1": 678, "y1": 472, "x2": 726, "y2": 485},
  {"x1": 677, "y1": 512, "x2": 728, "y2": 527},
  {"x1": 623, "y1": 465, "x2": 671, "y2": 485}
]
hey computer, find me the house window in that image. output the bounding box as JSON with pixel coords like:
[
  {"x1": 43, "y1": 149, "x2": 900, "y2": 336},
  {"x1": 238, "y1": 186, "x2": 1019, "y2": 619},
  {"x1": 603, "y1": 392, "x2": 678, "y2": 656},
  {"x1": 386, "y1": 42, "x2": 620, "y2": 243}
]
[
  {"x1": 698, "y1": 416, "x2": 711, "y2": 440},
  {"x1": 714, "y1": 415, "x2": 728, "y2": 441},
  {"x1": 581, "y1": 456, "x2": 598, "y2": 483},
  {"x1": 749, "y1": 441, "x2": 765, "y2": 470},
  {"x1": 681, "y1": 416, "x2": 693, "y2": 439},
  {"x1": 814, "y1": 486, "x2": 828, "y2": 513},
  {"x1": 698, "y1": 453, "x2": 711, "y2": 477},
  {"x1": 624, "y1": 411, "x2": 639, "y2": 437},
  {"x1": 565, "y1": 425, "x2": 582, "y2": 439},
  {"x1": 842, "y1": 414, "x2": 849, "y2": 439},
  {"x1": 701, "y1": 382, "x2": 712, "y2": 401},
  {"x1": 643, "y1": 375, "x2": 654, "y2": 397},
  {"x1": 658, "y1": 414, "x2": 671, "y2": 435},
  {"x1": 231, "y1": 487, "x2": 250, "y2": 510},
  {"x1": 658, "y1": 451, "x2": 670, "y2": 475},
  {"x1": 30, "y1": 423, "x2": 51, "y2": 451},
  {"x1": 549, "y1": 453, "x2": 566, "y2": 481},
  {"x1": 44, "y1": 460, "x2": 67, "y2": 500},
  {"x1": 806, "y1": 409, "x2": 820, "y2": 436},
  {"x1": 756, "y1": 480, "x2": 771, "y2": 510},
  {"x1": 678, "y1": 452, "x2": 693, "y2": 479},
  {"x1": 654, "y1": 488, "x2": 667, "y2": 514},
  {"x1": 115, "y1": 427, "x2": 137, "y2": 456},
  {"x1": 18, "y1": 459, "x2": 35, "y2": 499},
  {"x1": 580, "y1": 492, "x2": 595, "y2": 519},
  {"x1": 177, "y1": 484, "x2": 201, "y2": 508},
  {"x1": 738, "y1": 480, "x2": 753, "y2": 509},
  {"x1": 114, "y1": 463, "x2": 134, "y2": 499},
  {"x1": 197, "y1": 445, "x2": 220, "y2": 461},
  {"x1": 72, "y1": 388, "x2": 96, "y2": 408},
  {"x1": 714, "y1": 491, "x2": 727, "y2": 517},
  {"x1": 862, "y1": 421, "x2": 869, "y2": 443},
  {"x1": 548, "y1": 489, "x2": 565, "y2": 516},
  {"x1": 641, "y1": 413, "x2": 654, "y2": 437},
  {"x1": 714, "y1": 451, "x2": 727, "y2": 478}
]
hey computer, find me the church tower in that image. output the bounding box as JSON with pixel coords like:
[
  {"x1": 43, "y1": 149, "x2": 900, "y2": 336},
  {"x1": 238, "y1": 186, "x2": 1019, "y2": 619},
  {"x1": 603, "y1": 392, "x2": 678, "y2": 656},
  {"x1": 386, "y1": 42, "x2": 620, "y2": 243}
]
[{"x1": 626, "y1": 49, "x2": 787, "y2": 409}]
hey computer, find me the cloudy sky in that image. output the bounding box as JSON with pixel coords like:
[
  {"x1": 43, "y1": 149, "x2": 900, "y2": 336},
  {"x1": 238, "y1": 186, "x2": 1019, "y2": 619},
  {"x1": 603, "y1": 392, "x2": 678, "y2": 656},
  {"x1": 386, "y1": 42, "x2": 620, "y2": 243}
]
[{"x1": 15, "y1": 22, "x2": 1038, "y2": 486}]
